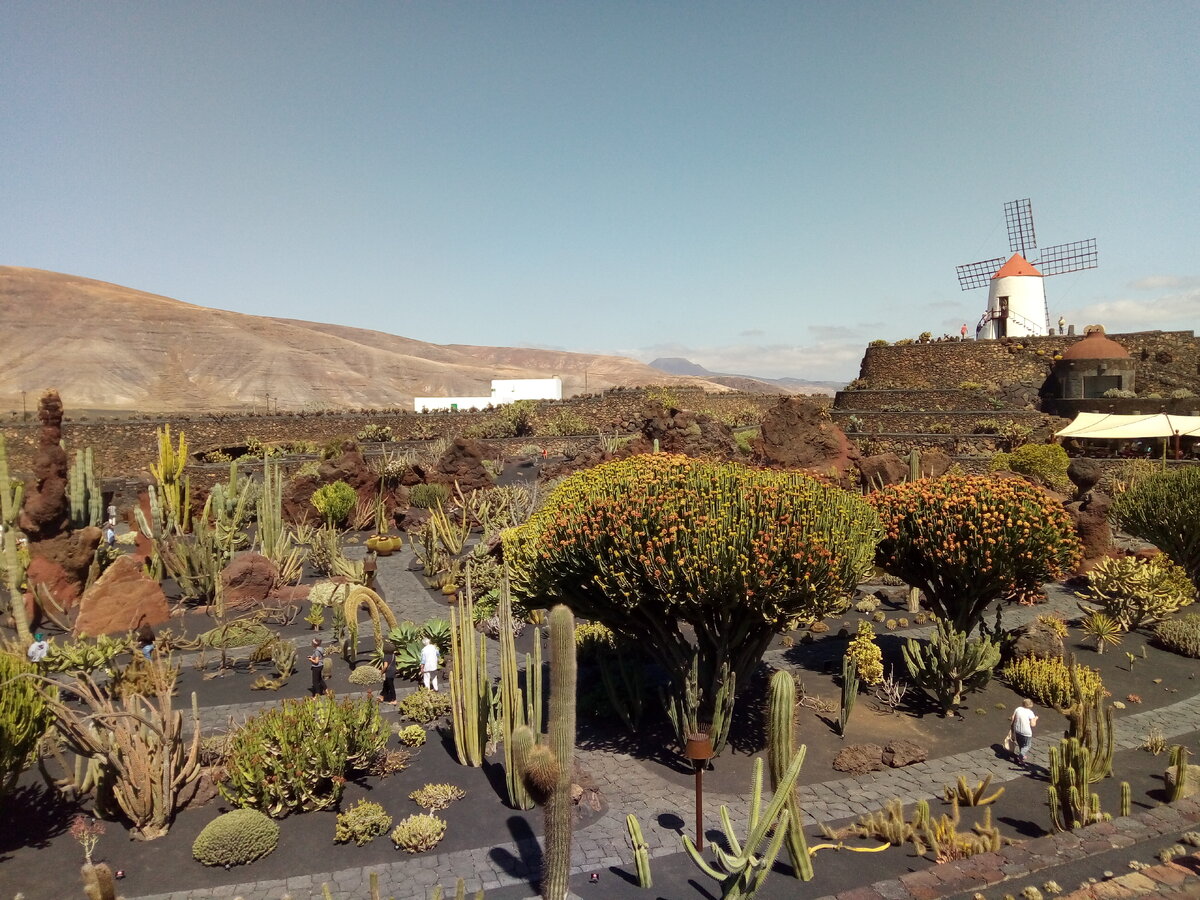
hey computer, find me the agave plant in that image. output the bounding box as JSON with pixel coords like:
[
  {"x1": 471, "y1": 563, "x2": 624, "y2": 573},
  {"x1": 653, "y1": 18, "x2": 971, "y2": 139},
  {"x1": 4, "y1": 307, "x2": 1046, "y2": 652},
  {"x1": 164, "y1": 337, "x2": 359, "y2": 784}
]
[{"x1": 1080, "y1": 612, "x2": 1123, "y2": 655}]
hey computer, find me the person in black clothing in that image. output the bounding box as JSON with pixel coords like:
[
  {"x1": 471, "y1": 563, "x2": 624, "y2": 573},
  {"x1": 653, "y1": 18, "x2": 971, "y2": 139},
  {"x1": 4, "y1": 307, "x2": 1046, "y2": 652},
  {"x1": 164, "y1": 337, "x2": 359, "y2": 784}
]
[
  {"x1": 379, "y1": 646, "x2": 397, "y2": 704},
  {"x1": 308, "y1": 638, "x2": 326, "y2": 695}
]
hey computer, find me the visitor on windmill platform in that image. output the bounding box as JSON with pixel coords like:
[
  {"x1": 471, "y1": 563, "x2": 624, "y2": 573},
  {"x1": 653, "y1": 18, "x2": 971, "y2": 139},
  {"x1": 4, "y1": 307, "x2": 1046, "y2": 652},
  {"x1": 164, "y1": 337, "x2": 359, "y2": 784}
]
[
  {"x1": 379, "y1": 643, "x2": 397, "y2": 704},
  {"x1": 420, "y1": 637, "x2": 441, "y2": 692},
  {"x1": 1010, "y1": 698, "x2": 1038, "y2": 766},
  {"x1": 1058, "y1": 315, "x2": 1066, "y2": 335},
  {"x1": 308, "y1": 638, "x2": 327, "y2": 695}
]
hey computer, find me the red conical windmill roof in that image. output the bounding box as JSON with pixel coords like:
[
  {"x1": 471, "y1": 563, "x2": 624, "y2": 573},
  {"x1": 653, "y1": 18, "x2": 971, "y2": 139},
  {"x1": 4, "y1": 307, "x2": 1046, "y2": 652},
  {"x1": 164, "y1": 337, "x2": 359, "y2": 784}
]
[{"x1": 992, "y1": 254, "x2": 1043, "y2": 279}]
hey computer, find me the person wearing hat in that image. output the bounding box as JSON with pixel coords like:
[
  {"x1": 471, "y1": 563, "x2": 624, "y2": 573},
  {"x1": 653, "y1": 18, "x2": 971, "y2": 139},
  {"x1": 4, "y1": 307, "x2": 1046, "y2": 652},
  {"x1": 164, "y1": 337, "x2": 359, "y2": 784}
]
[{"x1": 27, "y1": 633, "x2": 49, "y2": 665}]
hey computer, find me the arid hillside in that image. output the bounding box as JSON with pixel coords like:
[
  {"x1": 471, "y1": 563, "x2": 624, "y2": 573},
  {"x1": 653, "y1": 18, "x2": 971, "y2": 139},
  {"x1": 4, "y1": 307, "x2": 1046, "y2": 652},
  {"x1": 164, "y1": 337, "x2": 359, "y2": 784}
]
[{"x1": 0, "y1": 267, "x2": 746, "y2": 412}]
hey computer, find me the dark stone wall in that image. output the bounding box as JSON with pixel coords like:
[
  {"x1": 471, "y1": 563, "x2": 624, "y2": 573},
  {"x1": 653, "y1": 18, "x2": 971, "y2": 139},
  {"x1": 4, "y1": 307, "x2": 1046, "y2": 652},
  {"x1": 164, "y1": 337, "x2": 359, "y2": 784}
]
[{"x1": 852, "y1": 330, "x2": 1200, "y2": 396}]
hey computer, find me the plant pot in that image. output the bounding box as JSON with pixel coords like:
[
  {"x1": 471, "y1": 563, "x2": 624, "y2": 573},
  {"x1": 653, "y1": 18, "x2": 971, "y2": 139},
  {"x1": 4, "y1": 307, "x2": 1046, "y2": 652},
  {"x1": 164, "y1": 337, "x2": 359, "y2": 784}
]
[{"x1": 367, "y1": 535, "x2": 398, "y2": 556}]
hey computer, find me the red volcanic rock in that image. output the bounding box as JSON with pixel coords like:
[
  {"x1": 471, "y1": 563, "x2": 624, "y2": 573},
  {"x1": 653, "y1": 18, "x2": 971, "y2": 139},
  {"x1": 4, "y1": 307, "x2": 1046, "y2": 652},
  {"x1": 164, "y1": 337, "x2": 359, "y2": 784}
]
[
  {"x1": 18, "y1": 390, "x2": 70, "y2": 540},
  {"x1": 621, "y1": 406, "x2": 737, "y2": 459},
  {"x1": 857, "y1": 453, "x2": 908, "y2": 488},
  {"x1": 755, "y1": 397, "x2": 859, "y2": 477},
  {"x1": 832, "y1": 743, "x2": 885, "y2": 775},
  {"x1": 220, "y1": 553, "x2": 278, "y2": 609},
  {"x1": 426, "y1": 437, "x2": 494, "y2": 493},
  {"x1": 281, "y1": 444, "x2": 382, "y2": 524},
  {"x1": 882, "y1": 739, "x2": 927, "y2": 768},
  {"x1": 1064, "y1": 492, "x2": 1114, "y2": 568},
  {"x1": 74, "y1": 555, "x2": 170, "y2": 637}
]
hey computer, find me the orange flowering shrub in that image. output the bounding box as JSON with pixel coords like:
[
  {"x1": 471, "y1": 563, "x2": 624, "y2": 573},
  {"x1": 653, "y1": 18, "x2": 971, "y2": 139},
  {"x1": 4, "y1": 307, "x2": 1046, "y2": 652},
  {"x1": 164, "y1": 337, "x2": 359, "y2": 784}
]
[
  {"x1": 869, "y1": 474, "x2": 1081, "y2": 634},
  {"x1": 506, "y1": 453, "x2": 881, "y2": 735}
]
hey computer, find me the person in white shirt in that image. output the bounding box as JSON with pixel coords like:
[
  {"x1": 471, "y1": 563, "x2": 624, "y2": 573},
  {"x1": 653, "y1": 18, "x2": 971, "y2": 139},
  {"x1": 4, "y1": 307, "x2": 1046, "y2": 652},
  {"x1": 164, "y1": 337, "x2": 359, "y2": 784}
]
[
  {"x1": 419, "y1": 637, "x2": 441, "y2": 692},
  {"x1": 1010, "y1": 698, "x2": 1039, "y2": 766},
  {"x1": 27, "y1": 633, "x2": 50, "y2": 664}
]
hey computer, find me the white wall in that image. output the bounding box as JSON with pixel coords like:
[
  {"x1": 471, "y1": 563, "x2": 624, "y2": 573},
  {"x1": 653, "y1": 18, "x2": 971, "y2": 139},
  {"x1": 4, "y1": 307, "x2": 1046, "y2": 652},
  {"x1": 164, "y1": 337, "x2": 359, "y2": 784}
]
[
  {"x1": 490, "y1": 377, "x2": 563, "y2": 402},
  {"x1": 979, "y1": 275, "x2": 1049, "y2": 339}
]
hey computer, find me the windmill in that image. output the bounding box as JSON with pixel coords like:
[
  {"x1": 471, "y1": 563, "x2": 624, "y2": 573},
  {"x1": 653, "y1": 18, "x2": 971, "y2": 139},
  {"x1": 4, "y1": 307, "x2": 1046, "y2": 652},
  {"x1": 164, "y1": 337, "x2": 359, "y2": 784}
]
[{"x1": 956, "y1": 199, "x2": 1097, "y2": 340}]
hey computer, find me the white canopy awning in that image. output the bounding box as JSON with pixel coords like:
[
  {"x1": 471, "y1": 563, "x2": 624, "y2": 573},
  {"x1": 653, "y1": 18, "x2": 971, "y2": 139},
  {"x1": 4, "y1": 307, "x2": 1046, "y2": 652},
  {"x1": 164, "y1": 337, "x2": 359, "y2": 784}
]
[{"x1": 1055, "y1": 412, "x2": 1200, "y2": 440}]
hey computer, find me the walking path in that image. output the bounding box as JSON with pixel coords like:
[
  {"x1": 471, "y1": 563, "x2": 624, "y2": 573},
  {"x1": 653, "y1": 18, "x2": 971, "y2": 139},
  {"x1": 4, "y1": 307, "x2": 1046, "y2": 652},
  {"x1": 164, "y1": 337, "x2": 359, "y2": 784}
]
[{"x1": 124, "y1": 568, "x2": 1200, "y2": 900}]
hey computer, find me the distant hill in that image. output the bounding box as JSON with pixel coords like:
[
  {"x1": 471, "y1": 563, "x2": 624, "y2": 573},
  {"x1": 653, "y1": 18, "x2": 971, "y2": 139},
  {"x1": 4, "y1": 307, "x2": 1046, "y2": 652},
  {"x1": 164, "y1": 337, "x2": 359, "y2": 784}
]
[
  {"x1": 648, "y1": 357, "x2": 843, "y2": 396},
  {"x1": 0, "y1": 267, "x2": 737, "y2": 412}
]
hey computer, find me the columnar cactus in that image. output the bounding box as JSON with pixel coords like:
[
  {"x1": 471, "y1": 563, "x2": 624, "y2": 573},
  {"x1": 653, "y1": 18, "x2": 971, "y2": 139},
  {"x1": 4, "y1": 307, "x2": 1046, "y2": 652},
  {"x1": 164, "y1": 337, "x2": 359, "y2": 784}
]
[
  {"x1": 149, "y1": 424, "x2": 190, "y2": 534},
  {"x1": 0, "y1": 652, "x2": 52, "y2": 798},
  {"x1": 69, "y1": 447, "x2": 103, "y2": 528},
  {"x1": 1065, "y1": 663, "x2": 1113, "y2": 782},
  {"x1": 498, "y1": 569, "x2": 539, "y2": 806},
  {"x1": 449, "y1": 567, "x2": 491, "y2": 768},
  {"x1": 767, "y1": 670, "x2": 813, "y2": 880},
  {"x1": 838, "y1": 657, "x2": 858, "y2": 738},
  {"x1": 1047, "y1": 738, "x2": 1108, "y2": 832},
  {"x1": 0, "y1": 436, "x2": 32, "y2": 644},
  {"x1": 626, "y1": 813, "x2": 652, "y2": 888},
  {"x1": 513, "y1": 604, "x2": 576, "y2": 900}
]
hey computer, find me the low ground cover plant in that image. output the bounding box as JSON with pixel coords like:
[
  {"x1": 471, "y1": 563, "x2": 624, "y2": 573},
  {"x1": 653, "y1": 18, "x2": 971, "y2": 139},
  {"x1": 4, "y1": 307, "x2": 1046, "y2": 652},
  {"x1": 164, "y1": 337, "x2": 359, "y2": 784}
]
[
  {"x1": 334, "y1": 799, "x2": 393, "y2": 846},
  {"x1": 192, "y1": 809, "x2": 279, "y2": 867}
]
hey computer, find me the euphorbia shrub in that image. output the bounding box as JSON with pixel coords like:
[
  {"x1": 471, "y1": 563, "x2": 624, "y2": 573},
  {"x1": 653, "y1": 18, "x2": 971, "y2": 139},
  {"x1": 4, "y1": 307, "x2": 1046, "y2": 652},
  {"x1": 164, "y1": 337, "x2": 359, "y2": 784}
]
[
  {"x1": 506, "y1": 453, "x2": 881, "y2": 746},
  {"x1": 869, "y1": 474, "x2": 1081, "y2": 635},
  {"x1": 1111, "y1": 466, "x2": 1200, "y2": 593}
]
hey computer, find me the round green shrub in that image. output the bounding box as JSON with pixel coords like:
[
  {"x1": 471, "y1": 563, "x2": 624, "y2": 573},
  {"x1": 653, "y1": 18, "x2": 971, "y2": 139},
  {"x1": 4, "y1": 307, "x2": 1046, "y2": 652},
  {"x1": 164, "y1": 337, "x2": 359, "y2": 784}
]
[
  {"x1": 348, "y1": 664, "x2": 384, "y2": 687},
  {"x1": 312, "y1": 480, "x2": 357, "y2": 526},
  {"x1": 1113, "y1": 468, "x2": 1200, "y2": 592},
  {"x1": 192, "y1": 809, "x2": 279, "y2": 867},
  {"x1": 1002, "y1": 444, "x2": 1072, "y2": 493}
]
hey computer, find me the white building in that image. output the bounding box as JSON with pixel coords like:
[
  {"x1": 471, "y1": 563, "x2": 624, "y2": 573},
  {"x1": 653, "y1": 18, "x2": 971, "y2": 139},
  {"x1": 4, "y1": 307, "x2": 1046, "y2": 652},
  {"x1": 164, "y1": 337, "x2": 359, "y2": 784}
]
[
  {"x1": 414, "y1": 377, "x2": 563, "y2": 412},
  {"x1": 977, "y1": 254, "x2": 1050, "y2": 340}
]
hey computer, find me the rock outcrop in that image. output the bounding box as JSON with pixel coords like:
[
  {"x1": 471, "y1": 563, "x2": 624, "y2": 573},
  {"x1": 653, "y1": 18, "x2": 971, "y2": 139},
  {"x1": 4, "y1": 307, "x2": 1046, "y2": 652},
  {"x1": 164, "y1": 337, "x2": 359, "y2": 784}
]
[
  {"x1": 73, "y1": 555, "x2": 170, "y2": 636},
  {"x1": 755, "y1": 397, "x2": 858, "y2": 477}
]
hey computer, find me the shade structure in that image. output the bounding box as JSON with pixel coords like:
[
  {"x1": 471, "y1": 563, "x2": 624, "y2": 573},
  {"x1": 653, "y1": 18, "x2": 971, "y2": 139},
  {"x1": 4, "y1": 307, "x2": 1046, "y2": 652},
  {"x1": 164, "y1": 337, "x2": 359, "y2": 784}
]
[{"x1": 1055, "y1": 413, "x2": 1200, "y2": 440}]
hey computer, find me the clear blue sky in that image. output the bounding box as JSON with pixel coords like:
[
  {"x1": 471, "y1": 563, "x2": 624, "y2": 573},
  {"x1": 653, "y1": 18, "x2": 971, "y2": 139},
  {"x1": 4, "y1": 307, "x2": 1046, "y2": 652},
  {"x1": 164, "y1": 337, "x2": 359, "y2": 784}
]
[{"x1": 3, "y1": 2, "x2": 1196, "y2": 382}]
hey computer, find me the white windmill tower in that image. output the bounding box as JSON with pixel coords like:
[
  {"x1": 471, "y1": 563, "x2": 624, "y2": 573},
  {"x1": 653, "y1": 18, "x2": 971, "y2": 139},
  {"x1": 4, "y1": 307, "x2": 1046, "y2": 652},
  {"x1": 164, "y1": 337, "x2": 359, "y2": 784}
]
[{"x1": 956, "y1": 199, "x2": 1098, "y2": 340}]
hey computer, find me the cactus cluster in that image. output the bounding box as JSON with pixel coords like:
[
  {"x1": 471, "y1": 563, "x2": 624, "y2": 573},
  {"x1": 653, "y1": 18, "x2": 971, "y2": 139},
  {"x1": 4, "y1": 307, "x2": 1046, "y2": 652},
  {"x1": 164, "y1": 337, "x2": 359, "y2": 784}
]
[
  {"x1": 833, "y1": 796, "x2": 1001, "y2": 861},
  {"x1": 682, "y1": 753, "x2": 806, "y2": 899},
  {"x1": 498, "y1": 571, "x2": 541, "y2": 808},
  {"x1": 1000, "y1": 655, "x2": 1104, "y2": 712},
  {"x1": 334, "y1": 799, "x2": 393, "y2": 846},
  {"x1": 1082, "y1": 554, "x2": 1195, "y2": 629},
  {"x1": 903, "y1": 618, "x2": 1000, "y2": 715},
  {"x1": 1111, "y1": 466, "x2": 1200, "y2": 591},
  {"x1": 869, "y1": 474, "x2": 1082, "y2": 635},
  {"x1": 408, "y1": 783, "x2": 466, "y2": 812},
  {"x1": 192, "y1": 809, "x2": 279, "y2": 866},
  {"x1": 1047, "y1": 738, "x2": 1109, "y2": 831},
  {"x1": 943, "y1": 774, "x2": 1005, "y2": 806},
  {"x1": 348, "y1": 664, "x2": 385, "y2": 686},
  {"x1": 68, "y1": 447, "x2": 104, "y2": 528},
  {"x1": 0, "y1": 652, "x2": 52, "y2": 798},
  {"x1": 391, "y1": 813, "x2": 447, "y2": 853},
  {"x1": 626, "y1": 814, "x2": 653, "y2": 888},
  {"x1": 1154, "y1": 614, "x2": 1200, "y2": 658},
  {"x1": 221, "y1": 695, "x2": 387, "y2": 816}
]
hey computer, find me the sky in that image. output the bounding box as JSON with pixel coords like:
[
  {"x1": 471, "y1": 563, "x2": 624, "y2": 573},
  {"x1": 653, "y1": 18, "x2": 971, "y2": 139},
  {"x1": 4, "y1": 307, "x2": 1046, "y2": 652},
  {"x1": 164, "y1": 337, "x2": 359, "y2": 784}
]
[{"x1": 2, "y1": 2, "x2": 1197, "y2": 384}]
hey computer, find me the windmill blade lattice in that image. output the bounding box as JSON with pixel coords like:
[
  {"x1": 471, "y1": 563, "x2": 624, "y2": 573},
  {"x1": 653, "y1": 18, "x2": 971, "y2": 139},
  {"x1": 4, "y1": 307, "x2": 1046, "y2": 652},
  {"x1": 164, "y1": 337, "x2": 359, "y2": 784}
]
[
  {"x1": 1036, "y1": 239, "x2": 1098, "y2": 276},
  {"x1": 956, "y1": 257, "x2": 1008, "y2": 291}
]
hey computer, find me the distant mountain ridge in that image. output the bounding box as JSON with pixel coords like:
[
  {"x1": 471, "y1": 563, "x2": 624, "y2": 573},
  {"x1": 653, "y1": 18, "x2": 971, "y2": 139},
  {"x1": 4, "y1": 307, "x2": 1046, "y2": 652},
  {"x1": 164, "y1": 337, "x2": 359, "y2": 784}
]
[
  {"x1": 0, "y1": 267, "x2": 748, "y2": 412},
  {"x1": 648, "y1": 357, "x2": 843, "y2": 395}
]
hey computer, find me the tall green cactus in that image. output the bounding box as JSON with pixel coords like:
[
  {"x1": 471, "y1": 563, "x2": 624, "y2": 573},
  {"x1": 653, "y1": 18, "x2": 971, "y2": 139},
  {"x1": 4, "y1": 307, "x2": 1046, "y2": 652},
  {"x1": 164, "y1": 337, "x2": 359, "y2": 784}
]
[
  {"x1": 449, "y1": 567, "x2": 491, "y2": 768},
  {"x1": 1047, "y1": 737, "x2": 1108, "y2": 832},
  {"x1": 626, "y1": 814, "x2": 652, "y2": 888},
  {"x1": 1066, "y1": 663, "x2": 1113, "y2": 782},
  {"x1": 0, "y1": 436, "x2": 32, "y2": 643},
  {"x1": 902, "y1": 618, "x2": 1000, "y2": 715},
  {"x1": 1168, "y1": 745, "x2": 1190, "y2": 803},
  {"x1": 149, "y1": 424, "x2": 190, "y2": 534},
  {"x1": 1120, "y1": 781, "x2": 1131, "y2": 817},
  {"x1": 907, "y1": 448, "x2": 921, "y2": 482},
  {"x1": 838, "y1": 656, "x2": 858, "y2": 737},
  {"x1": 133, "y1": 485, "x2": 166, "y2": 581},
  {"x1": 682, "y1": 753, "x2": 806, "y2": 900},
  {"x1": 767, "y1": 670, "x2": 813, "y2": 880},
  {"x1": 499, "y1": 568, "x2": 539, "y2": 807},
  {"x1": 513, "y1": 604, "x2": 576, "y2": 900},
  {"x1": 69, "y1": 447, "x2": 103, "y2": 528}
]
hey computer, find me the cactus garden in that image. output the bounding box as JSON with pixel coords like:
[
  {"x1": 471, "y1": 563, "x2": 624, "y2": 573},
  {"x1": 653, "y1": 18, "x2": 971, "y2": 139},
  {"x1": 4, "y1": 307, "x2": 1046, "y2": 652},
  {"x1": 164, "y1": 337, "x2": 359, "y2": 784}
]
[{"x1": 3, "y1": 397, "x2": 1200, "y2": 900}]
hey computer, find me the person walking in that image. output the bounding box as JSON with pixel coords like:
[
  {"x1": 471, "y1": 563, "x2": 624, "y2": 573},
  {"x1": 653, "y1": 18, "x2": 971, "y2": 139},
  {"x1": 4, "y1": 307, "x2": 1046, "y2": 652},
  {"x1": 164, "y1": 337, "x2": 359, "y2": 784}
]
[
  {"x1": 960, "y1": 322, "x2": 968, "y2": 339},
  {"x1": 379, "y1": 645, "x2": 397, "y2": 704},
  {"x1": 308, "y1": 638, "x2": 327, "y2": 696},
  {"x1": 1010, "y1": 698, "x2": 1038, "y2": 766},
  {"x1": 419, "y1": 637, "x2": 441, "y2": 692}
]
